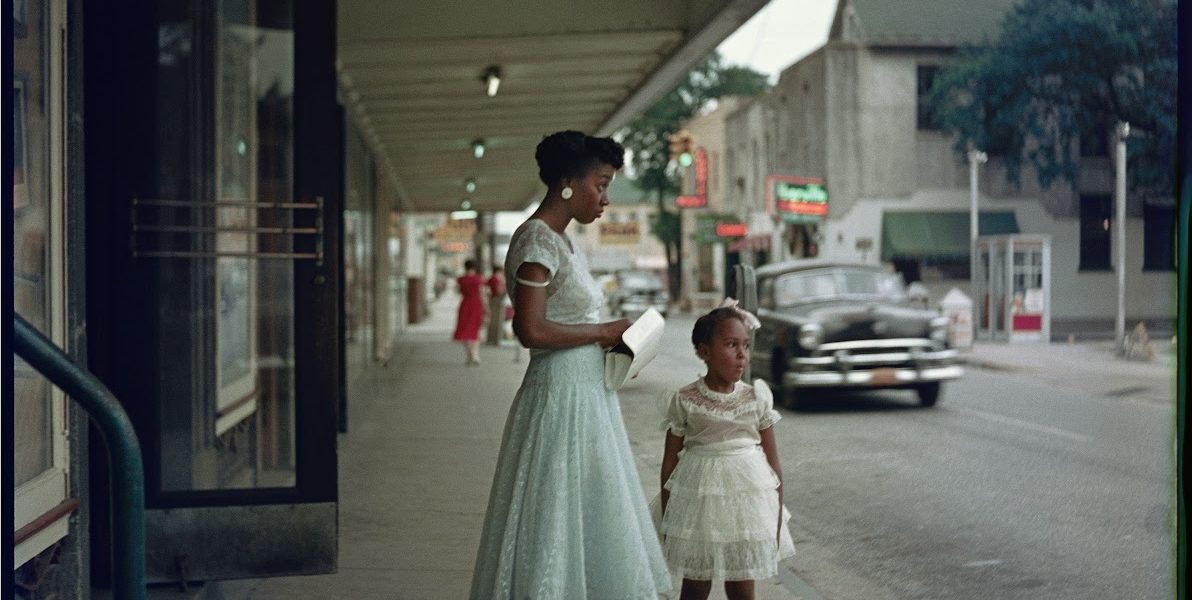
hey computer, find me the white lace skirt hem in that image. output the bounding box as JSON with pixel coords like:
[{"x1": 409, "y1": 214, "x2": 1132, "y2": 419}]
[{"x1": 649, "y1": 447, "x2": 796, "y2": 581}]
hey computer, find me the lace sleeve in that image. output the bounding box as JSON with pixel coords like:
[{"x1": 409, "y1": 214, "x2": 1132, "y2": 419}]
[
  {"x1": 510, "y1": 221, "x2": 562, "y2": 284},
  {"x1": 753, "y1": 379, "x2": 782, "y2": 431},
  {"x1": 656, "y1": 389, "x2": 686, "y2": 437}
]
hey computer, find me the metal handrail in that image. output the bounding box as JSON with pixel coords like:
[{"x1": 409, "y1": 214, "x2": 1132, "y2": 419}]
[{"x1": 13, "y1": 315, "x2": 145, "y2": 600}]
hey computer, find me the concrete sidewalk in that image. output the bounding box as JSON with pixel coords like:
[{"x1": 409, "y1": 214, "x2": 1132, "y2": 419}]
[
  {"x1": 959, "y1": 334, "x2": 1177, "y2": 406},
  {"x1": 209, "y1": 293, "x2": 814, "y2": 600}
]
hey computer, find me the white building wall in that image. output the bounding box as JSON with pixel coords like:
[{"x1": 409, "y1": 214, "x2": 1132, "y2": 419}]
[
  {"x1": 819, "y1": 190, "x2": 1174, "y2": 321},
  {"x1": 766, "y1": 35, "x2": 1174, "y2": 326}
]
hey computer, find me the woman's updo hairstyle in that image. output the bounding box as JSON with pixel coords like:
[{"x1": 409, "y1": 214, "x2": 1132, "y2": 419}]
[{"x1": 535, "y1": 130, "x2": 625, "y2": 188}]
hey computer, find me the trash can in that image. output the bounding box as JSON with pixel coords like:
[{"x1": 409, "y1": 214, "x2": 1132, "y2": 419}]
[{"x1": 939, "y1": 288, "x2": 973, "y2": 349}]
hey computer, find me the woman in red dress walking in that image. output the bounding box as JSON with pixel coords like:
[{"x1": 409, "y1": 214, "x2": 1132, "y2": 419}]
[{"x1": 453, "y1": 259, "x2": 486, "y2": 365}]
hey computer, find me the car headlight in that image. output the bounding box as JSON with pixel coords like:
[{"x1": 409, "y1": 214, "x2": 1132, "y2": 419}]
[
  {"x1": 929, "y1": 317, "x2": 949, "y2": 343},
  {"x1": 798, "y1": 323, "x2": 823, "y2": 350}
]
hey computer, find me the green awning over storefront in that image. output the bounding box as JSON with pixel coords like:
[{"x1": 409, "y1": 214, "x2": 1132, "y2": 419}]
[{"x1": 881, "y1": 211, "x2": 1019, "y2": 260}]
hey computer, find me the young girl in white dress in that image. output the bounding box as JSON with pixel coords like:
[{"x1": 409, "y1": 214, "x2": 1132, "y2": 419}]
[{"x1": 652, "y1": 300, "x2": 796, "y2": 600}]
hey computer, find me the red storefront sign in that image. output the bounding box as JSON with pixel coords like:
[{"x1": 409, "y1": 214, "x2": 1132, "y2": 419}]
[{"x1": 715, "y1": 222, "x2": 746, "y2": 237}]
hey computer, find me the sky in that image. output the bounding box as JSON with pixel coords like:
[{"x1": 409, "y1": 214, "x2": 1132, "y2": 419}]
[{"x1": 715, "y1": 0, "x2": 838, "y2": 82}]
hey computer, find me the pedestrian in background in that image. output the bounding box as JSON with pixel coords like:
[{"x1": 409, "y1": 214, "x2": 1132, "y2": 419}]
[
  {"x1": 484, "y1": 265, "x2": 506, "y2": 346},
  {"x1": 469, "y1": 130, "x2": 671, "y2": 599},
  {"x1": 651, "y1": 299, "x2": 796, "y2": 600},
  {"x1": 452, "y1": 259, "x2": 486, "y2": 365}
]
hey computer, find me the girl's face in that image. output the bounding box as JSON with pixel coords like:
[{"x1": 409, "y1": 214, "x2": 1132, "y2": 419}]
[
  {"x1": 564, "y1": 164, "x2": 615, "y2": 224},
  {"x1": 697, "y1": 317, "x2": 751, "y2": 386}
]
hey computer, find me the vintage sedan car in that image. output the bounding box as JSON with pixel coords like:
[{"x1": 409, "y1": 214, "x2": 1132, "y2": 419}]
[
  {"x1": 751, "y1": 260, "x2": 962, "y2": 408},
  {"x1": 610, "y1": 269, "x2": 669, "y2": 319}
]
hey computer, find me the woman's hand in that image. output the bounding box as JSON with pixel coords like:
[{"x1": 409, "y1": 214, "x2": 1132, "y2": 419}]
[{"x1": 598, "y1": 318, "x2": 632, "y2": 348}]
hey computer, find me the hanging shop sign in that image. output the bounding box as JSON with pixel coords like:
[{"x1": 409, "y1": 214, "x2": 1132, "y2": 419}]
[
  {"x1": 715, "y1": 222, "x2": 747, "y2": 237},
  {"x1": 676, "y1": 148, "x2": 709, "y2": 209},
  {"x1": 598, "y1": 221, "x2": 641, "y2": 245},
  {"x1": 433, "y1": 218, "x2": 476, "y2": 243},
  {"x1": 695, "y1": 214, "x2": 745, "y2": 244},
  {"x1": 767, "y1": 175, "x2": 828, "y2": 223}
]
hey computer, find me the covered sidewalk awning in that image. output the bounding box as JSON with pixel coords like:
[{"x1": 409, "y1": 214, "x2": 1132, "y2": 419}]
[
  {"x1": 881, "y1": 211, "x2": 1019, "y2": 260},
  {"x1": 337, "y1": 0, "x2": 771, "y2": 213}
]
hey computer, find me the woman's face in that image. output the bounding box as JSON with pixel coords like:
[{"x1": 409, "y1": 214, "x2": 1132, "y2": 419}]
[
  {"x1": 697, "y1": 317, "x2": 751, "y2": 386},
  {"x1": 565, "y1": 163, "x2": 616, "y2": 224}
]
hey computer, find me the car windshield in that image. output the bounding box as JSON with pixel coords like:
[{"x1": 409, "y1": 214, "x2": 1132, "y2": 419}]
[
  {"x1": 618, "y1": 272, "x2": 661, "y2": 289},
  {"x1": 773, "y1": 268, "x2": 903, "y2": 305}
]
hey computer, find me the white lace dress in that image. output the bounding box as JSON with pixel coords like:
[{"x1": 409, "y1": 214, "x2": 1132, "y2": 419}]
[
  {"x1": 650, "y1": 378, "x2": 796, "y2": 582},
  {"x1": 469, "y1": 218, "x2": 671, "y2": 599}
]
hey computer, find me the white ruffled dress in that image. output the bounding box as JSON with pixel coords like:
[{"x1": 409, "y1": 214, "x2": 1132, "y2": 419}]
[{"x1": 651, "y1": 378, "x2": 796, "y2": 582}]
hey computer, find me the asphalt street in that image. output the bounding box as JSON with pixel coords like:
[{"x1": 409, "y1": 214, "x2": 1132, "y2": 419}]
[{"x1": 618, "y1": 311, "x2": 1176, "y2": 600}]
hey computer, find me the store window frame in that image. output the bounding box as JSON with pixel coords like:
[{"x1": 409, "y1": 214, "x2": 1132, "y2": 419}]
[{"x1": 13, "y1": 0, "x2": 73, "y2": 568}]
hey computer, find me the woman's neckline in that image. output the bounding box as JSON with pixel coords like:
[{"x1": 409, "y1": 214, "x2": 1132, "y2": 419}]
[{"x1": 529, "y1": 217, "x2": 574, "y2": 254}]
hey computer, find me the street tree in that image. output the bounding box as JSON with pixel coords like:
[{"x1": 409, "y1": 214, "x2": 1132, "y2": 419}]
[
  {"x1": 620, "y1": 51, "x2": 769, "y2": 295},
  {"x1": 926, "y1": 0, "x2": 1176, "y2": 195}
]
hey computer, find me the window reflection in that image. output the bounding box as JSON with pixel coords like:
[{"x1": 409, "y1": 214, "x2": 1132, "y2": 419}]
[{"x1": 154, "y1": 0, "x2": 297, "y2": 491}]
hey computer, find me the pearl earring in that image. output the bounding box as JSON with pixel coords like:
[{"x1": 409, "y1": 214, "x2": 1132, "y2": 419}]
[{"x1": 561, "y1": 186, "x2": 573, "y2": 200}]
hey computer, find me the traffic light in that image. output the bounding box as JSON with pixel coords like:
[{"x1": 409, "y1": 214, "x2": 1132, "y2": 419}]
[
  {"x1": 667, "y1": 130, "x2": 684, "y2": 161},
  {"x1": 668, "y1": 129, "x2": 695, "y2": 167}
]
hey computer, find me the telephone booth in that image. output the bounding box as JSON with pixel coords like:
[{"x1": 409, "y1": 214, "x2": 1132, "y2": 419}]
[{"x1": 974, "y1": 235, "x2": 1052, "y2": 342}]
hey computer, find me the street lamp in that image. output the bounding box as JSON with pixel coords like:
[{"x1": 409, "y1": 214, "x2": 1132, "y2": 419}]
[
  {"x1": 968, "y1": 147, "x2": 987, "y2": 337},
  {"x1": 1114, "y1": 121, "x2": 1130, "y2": 355}
]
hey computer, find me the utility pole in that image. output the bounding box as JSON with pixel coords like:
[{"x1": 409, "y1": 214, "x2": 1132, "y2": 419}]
[
  {"x1": 1114, "y1": 122, "x2": 1130, "y2": 355},
  {"x1": 968, "y1": 147, "x2": 987, "y2": 337}
]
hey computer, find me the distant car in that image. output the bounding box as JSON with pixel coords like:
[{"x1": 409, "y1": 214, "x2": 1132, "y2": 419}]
[
  {"x1": 751, "y1": 260, "x2": 962, "y2": 408},
  {"x1": 611, "y1": 270, "x2": 669, "y2": 319}
]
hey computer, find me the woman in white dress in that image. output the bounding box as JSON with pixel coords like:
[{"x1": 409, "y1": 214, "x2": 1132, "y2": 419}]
[{"x1": 469, "y1": 131, "x2": 671, "y2": 599}]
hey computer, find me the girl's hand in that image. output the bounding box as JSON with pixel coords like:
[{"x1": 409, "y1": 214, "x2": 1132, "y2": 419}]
[{"x1": 598, "y1": 318, "x2": 632, "y2": 348}]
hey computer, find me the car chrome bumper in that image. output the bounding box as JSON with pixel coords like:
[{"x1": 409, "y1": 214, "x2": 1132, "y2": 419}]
[{"x1": 783, "y1": 340, "x2": 963, "y2": 388}]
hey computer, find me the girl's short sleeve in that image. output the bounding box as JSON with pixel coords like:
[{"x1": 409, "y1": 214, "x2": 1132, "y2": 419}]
[
  {"x1": 657, "y1": 389, "x2": 687, "y2": 437},
  {"x1": 753, "y1": 379, "x2": 782, "y2": 430}
]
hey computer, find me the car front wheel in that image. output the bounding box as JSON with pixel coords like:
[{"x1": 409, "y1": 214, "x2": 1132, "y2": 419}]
[{"x1": 916, "y1": 382, "x2": 942, "y2": 407}]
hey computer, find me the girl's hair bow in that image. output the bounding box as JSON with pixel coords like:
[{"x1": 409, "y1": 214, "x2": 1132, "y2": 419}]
[{"x1": 717, "y1": 297, "x2": 761, "y2": 331}]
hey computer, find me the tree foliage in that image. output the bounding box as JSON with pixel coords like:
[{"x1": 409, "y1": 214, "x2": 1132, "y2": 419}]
[
  {"x1": 927, "y1": 0, "x2": 1176, "y2": 194},
  {"x1": 619, "y1": 51, "x2": 769, "y2": 292}
]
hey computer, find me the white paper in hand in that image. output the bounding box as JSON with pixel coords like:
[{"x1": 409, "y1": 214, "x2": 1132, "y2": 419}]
[{"x1": 604, "y1": 307, "x2": 666, "y2": 391}]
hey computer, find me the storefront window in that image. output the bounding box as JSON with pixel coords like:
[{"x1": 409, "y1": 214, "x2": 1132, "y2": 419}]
[
  {"x1": 151, "y1": 0, "x2": 297, "y2": 491},
  {"x1": 12, "y1": 0, "x2": 71, "y2": 566}
]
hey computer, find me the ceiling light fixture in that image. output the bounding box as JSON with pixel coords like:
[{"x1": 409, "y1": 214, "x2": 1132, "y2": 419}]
[
  {"x1": 451, "y1": 210, "x2": 478, "y2": 220},
  {"x1": 472, "y1": 139, "x2": 486, "y2": 159},
  {"x1": 465, "y1": 178, "x2": 477, "y2": 194},
  {"x1": 482, "y1": 65, "x2": 501, "y2": 97},
  {"x1": 461, "y1": 199, "x2": 472, "y2": 210}
]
